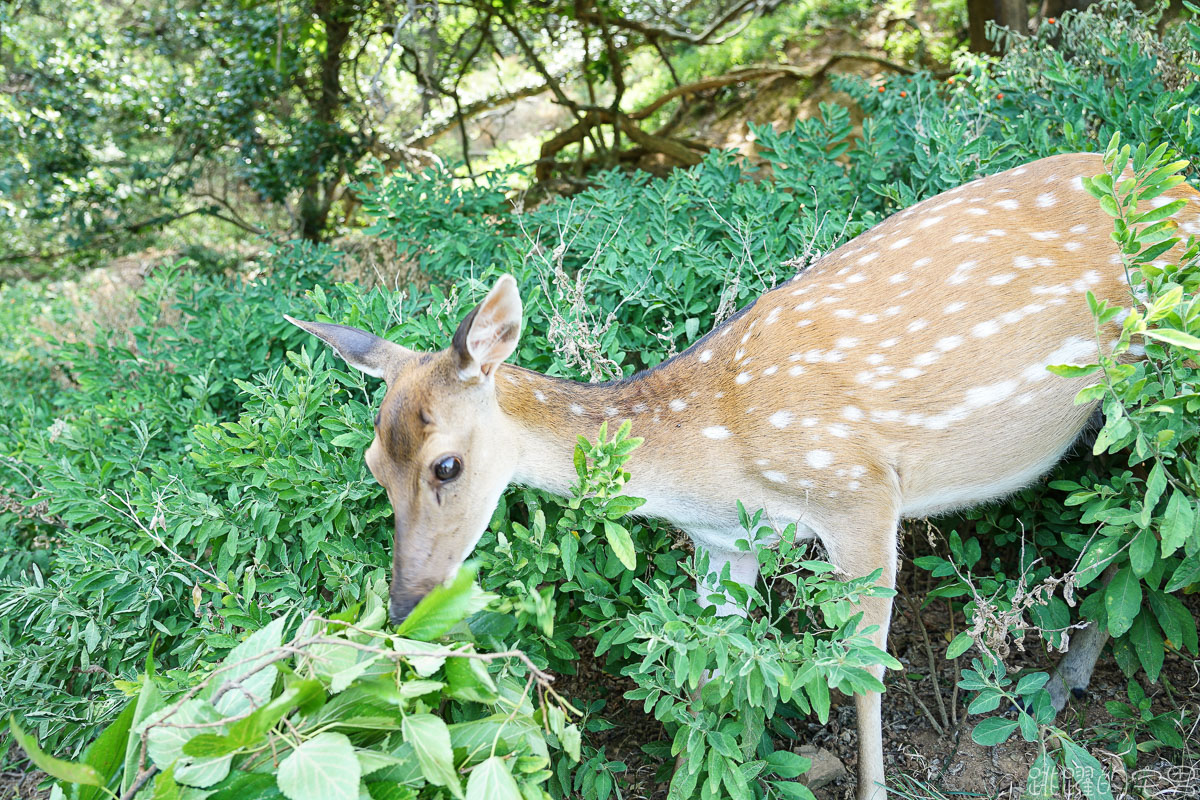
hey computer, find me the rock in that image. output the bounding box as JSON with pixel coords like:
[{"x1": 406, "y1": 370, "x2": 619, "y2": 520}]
[{"x1": 798, "y1": 745, "x2": 847, "y2": 790}]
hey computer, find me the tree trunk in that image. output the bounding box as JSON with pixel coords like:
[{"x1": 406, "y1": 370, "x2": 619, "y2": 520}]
[
  {"x1": 299, "y1": 0, "x2": 355, "y2": 241},
  {"x1": 968, "y1": 0, "x2": 1031, "y2": 54}
]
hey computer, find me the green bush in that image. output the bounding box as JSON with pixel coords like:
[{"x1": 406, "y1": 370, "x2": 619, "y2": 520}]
[{"x1": 3, "y1": 2, "x2": 1200, "y2": 796}]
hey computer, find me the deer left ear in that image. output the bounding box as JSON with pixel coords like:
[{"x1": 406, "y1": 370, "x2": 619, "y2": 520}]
[{"x1": 452, "y1": 274, "x2": 523, "y2": 380}]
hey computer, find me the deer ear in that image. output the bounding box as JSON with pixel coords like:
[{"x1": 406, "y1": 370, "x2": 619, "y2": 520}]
[
  {"x1": 452, "y1": 274, "x2": 523, "y2": 380},
  {"x1": 284, "y1": 316, "x2": 413, "y2": 381}
]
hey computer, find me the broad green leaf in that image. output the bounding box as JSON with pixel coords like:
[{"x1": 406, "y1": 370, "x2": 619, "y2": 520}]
[
  {"x1": 395, "y1": 566, "x2": 494, "y2": 641},
  {"x1": 277, "y1": 732, "x2": 360, "y2": 800},
  {"x1": 971, "y1": 717, "x2": 1018, "y2": 747},
  {"x1": 1104, "y1": 567, "x2": 1141, "y2": 637},
  {"x1": 402, "y1": 714, "x2": 462, "y2": 798},
  {"x1": 9, "y1": 717, "x2": 103, "y2": 786},
  {"x1": 1160, "y1": 490, "x2": 1194, "y2": 558},
  {"x1": 603, "y1": 519, "x2": 637, "y2": 570},
  {"x1": 1129, "y1": 613, "x2": 1165, "y2": 682},
  {"x1": 1060, "y1": 739, "x2": 1115, "y2": 800},
  {"x1": 213, "y1": 614, "x2": 288, "y2": 717},
  {"x1": 465, "y1": 756, "x2": 521, "y2": 800},
  {"x1": 140, "y1": 699, "x2": 232, "y2": 787},
  {"x1": 1143, "y1": 328, "x2": 1200, "y2": 350},
  {"x1": 77, "y1": 696, "x2": 136, "y2": 800},
  {"x1": 765, "y1": 750, "x2": 811, "y2": 779},
  {"x1": 151, "y1": 765, "x2": 180, "y2": 800}
]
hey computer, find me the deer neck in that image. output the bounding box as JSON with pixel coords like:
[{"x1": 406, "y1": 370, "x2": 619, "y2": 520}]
[{"x1": 494, "y1": 361, "x2": 706, "y2": 505}]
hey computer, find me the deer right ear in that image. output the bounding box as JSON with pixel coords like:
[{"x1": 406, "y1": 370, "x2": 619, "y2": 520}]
[{"x1": 284, "y1": 316, "x2": 413, "y2": 381}]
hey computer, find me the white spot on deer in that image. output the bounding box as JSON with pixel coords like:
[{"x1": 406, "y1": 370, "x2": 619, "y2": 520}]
[
  {"x1": 798, "y1": 479, "x2": 815, "y2": 489},
  {"x1": 848, "y1": 481, "x2": 862, "y2": 491},
  {"x1": 1064, "y1": 241, "x2": 1083, "y2": 252},
  {"x1": 1014, "y1": 255, "x2": 1036, "y2": 269},
  {"x1": 913, "y1": 257, "x2": 933, "y2": 268},
  {"x1": 1071, "y1": 175, "x2": 1086, "y2": 191},
  {"x1": 918, "y1": 216, "x2": 943, "y2": 229},
  {"x1": 702, "y1": 426, "x2": 732, "y2": 440},
  {"x1": 914, "y1": 351, "x2": 938, "y2": 367},
  {"x1": 670, "y1": 399, "x2": 687, "y2": 412},
  {"x1": 535, "y1": 391, "x2": 547, "y2": 403},
  {"x1": 1070, "y1": 224, "x2": 1089, "y2": 234},
  {"x1": 966, "y1": 207, "x2": 988, "y2": 216},
  {"x1": 936, "y1": 335, "x2": 964, "y2": 352},
  {"x1": 741, "y1": 332, "x2": 751, "y2": 344},
  {"x1": 570, "y1": 404, "x2": 585, "y2": 415},
  {"x1": 966, "y1": 380, "x2": 1018, "y2": 408},
  {"x1": 735, "y1": 348, "x2": 746, "y2": 361},
  {"x1": 890, "y1": 273, "x2": 909, "y2": 284},
  {"x1": 849, "y1": 465, "x2": 868, "y2": 478},
  {"x1": 699, "y1": 349, "x2": 713, "y2": 363},
  {"x1": 714, "y1": 392, "x2": 725, "y2": 399},
  {"x1": 899, "y1": 367, "x2": 923, "y2": 379},
  {"x1": 907, "y1": 319, "x2": 929, "y2": 333},
  {"x1": 755, "y1": 458, "x2": 769, "y2": 466},
  {"x1": 833, "y1": 309, "x2": 857, "y2": 319},
  {"x1": 866, "y1": 353, "x2": 886, "y2": 366},
  {"x1": 947, "y1": 261, "x2": 978, "y2": 285},
  {"x1": 890, "y1": 236, "x2": 913, "y2": 249},
  {"x1": 763, "y1": 470, "x2": 788, "y2": 484},
  {"x1": 769, "y1": 410, "x2": 793, "y2": 429},
  {"x1": 797, "y1": 319, "x2": 813, "y2": 327},
  {"x1": 736, "y1": 372, "x2": 753, "y2": 384},
  {"x1": 806, "y1": 450, "x2": 834, "y2": 469},
  {"x1": 987, "y1": 273, "x2": 1016, "y2": 285},
  {"x1": 836, "y1": 337, "x2": 861, "y2": 349},
  {"x1": 1030, "y1": 231, "x2": 1061, "y2": 241},
  {"x1": 788, "y1": 365, "x2": 806, "y2": 376},
  {"x1": 1036, "y1": 192, "x2": 1059, "y2": 208},
  {"x1": 801, "y1": 417, "x2": 819, "y2": 428},
  {"x1": 766, "y1": 308, "x2": 782, "y2": 324},
  {"x1": 987, "y1": 229, "x2": 1008, "y2": 237},
  {"x1": 605, "y1": 407, "x2": 619, "y2": 417},
  {"x1": 843, "y1": 406, "x2": 864, "y2": 421},
  {"x1": 858, "y1": 252, "x2": 880, "y2": 265},
  {"x1": 828, "y1": 424, "x2": 850, "y2": 438},
  {"x1": 859, "y1": 313, "x2": 880, "y2": 323},
  {"x1": 763, "y1": 365, "x2": 778, "y2": 376},
  {"x1": 633, "y1": 403, "x2": 648, "y2": 413},
  {"x1": 972, "y1": 320, "x2": 1001, "y2": 338},
  {"x1": 996, "y1": 199, "x2": 1019, "y2": 210},
  {"x1": 846, "y1": 273, "x2": 866, "y2": 284},
  {"x1": 944, "y1": 301, "x2": 967, "y2": 314},
  {"x1": 880, "y1": 338, "x2": 899, "y2": 348}
]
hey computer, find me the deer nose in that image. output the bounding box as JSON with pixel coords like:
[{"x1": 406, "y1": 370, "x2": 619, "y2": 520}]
[{"x1": 388, "y1": 592, "x2": 424, "y2": 626}]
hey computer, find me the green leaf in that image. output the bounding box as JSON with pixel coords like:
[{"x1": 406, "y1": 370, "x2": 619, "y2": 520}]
[
  {"x1": 1129, "y1": 613, "x2": 1165, "y2": 682},
  {"x1": 1160, "y1": 490, "x2": 1194, "y2": 558},
  {"x1": 1128, "y1": 528, "x2": 1156, "y2": 577},
  {"x1": 395, "y1": 565, "x2": 494, "y2": 641},
  {"x1": 465, "y1": 756, "x2": 521, "y2": 800},
  {"x1": 276, "y1": 732, "x2": 360, "y2": 800},
  {"x1": 770, "y1": 780, "x2": 818, "y2": 799},
  {"x1": 402, "y1": 714, "x2": 462, "y2": 798},
  {"x1": 1143, "y1": 328, "x2": 1200, "y2": 350},
  {"x1": 151, "y1": 766, "x2": 180, "y2": 800},
  {"x1": 9, "y1": 717, "x2": 103, "y2": 787},
  {"x1": 1105, "y1": 567, "x2": 1141, "y2": 638},
  {"x1": 1025, "y1": 751, "x2": 1059, "y2": 799},
  {"x1": 213, "y1": 614, "x2": 288, "y2": 717},
  {"x1": 765, "y1": 750, "x2": 811, "y2": 779},
  {"x1": 946, "y1": 631, "x2": 973, "y2": 659},
  {"x1": 971, "y1": 717, "x2": 1018, "y2": 747},
  {"x1": 77, "y1": 697, "x2": 136, "y2": 800},
  {"x1": 603, "y1": 520, "x2": 637, "y2": 570},
  {"x1": 1060, "y1": 739, "x2": 1114, "y2": 800}
]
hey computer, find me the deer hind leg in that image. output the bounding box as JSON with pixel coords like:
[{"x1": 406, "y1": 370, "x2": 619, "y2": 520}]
[{"x1": 816, "y1": 504, "x2": 901, "y2": 800}]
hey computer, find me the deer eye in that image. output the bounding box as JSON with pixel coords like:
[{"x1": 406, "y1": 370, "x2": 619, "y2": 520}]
[{"x1": 432, "y1": 455, "x2": 463, "y2": 482}]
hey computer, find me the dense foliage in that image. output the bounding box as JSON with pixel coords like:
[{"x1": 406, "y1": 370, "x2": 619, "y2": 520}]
[{"x1": 2, "y1": 2, "x2": 1200, "y2": 798}]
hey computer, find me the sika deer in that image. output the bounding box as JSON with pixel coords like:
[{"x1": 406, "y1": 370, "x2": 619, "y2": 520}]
[{"x1": 287, "y1": 153, "x2": 1200, "y2": 800}]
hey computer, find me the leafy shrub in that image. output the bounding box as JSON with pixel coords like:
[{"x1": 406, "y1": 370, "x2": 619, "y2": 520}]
[{"x1": 3, "y1": 3, "x2": 1200, "y2": 795}]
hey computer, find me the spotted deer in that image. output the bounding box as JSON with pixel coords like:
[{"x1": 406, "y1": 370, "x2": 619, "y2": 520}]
[{"x1": 287, "y1": 153, "x2": 1200, "y2": 799}]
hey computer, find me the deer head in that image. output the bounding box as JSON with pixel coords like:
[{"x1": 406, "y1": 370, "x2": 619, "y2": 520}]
[{"x1": 286, "y1": 275, "x2": 524, "y2": 624}]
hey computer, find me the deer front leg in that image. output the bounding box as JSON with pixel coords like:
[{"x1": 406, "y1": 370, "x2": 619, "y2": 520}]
[
  {"x1": 696, "y1": 545, "x2": 761, "y2": 617},
  {"x1": 818, "y1": 507, "x2": 900, "y2": 800}
]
